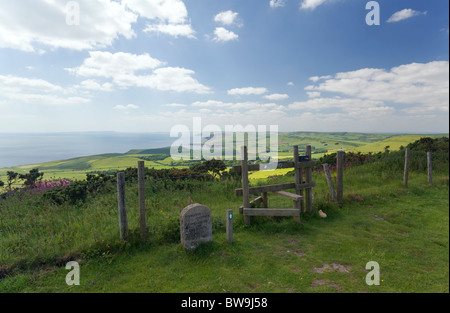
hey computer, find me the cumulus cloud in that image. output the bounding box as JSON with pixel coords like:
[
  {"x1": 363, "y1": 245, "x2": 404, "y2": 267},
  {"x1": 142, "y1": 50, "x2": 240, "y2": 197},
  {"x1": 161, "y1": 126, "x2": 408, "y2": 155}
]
[
  {"x1": 76, "y1": 80, "x2": 114, "y2": 92},
  {"x1": 164, "y1": 103, "x2": 187, "y2": 108},
  {"x1": 213, "y1": 27, "x2": 239, "y2": 42},
  {"x1": 304, "y1": 61, "x2": 449, "y2": 114},
  {"x1": 0, "y1": 74, "x2": 90, "y2": 106},
  {"x1": 144, "y1": 23, "x2": 196, "y2": 38},
  {"x1": 124, "y1": 0, "x2": 196, "y2": 38},
  {"x1": 270, "y1": 0, "x2": 286, "y2": 8},
  {"x1": 133, "y1": 67, "x2": 212, "y2": 94},
  {"x1": 192, "y1": 100, "x2": 285, "y2": 111},
  {"x1": 67, "y1": 51, "x2": 164, "y2": 78},
  {"x1": 114, "y1": 104, "x2": 140, "y2": 110},
  {"x1": 307, "y1": 91, "x2": 321, "y2": 98},
  {"x1": 300, "y1": 0, "x2": 329, "y2": 10},
  {"x1": 123, "y1": 0, "x2": 188, "y2": 24},
  {"x1": 289, "y1": 97, "x2": 386, "y2": 111},
  {"x1": 228, "y1": 87, "x2": 268, "y2": 96},
  {"x1": 0, "y1": 0, "x2": 137, "y2": 52},
  {"x1": 387, "y1": 9, "x2": 427, "y2": 23},
  {"x1": 214, "y1": 10, "x2": 240, "y2": 26},
  {"x1": 0, "y1": 75, "x2": 62, "y2": 93},
  {"x1": 264, "y1": 94, "x2": 289, "y2": 101},
  {"x1": 67, "y1": 51, "x2": 211, "y2": 94}
]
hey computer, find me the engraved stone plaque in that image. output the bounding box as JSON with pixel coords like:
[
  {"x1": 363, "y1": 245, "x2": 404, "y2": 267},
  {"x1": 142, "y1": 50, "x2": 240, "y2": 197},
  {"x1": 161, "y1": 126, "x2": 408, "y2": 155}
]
[{"x1": 180, "y1": 203, "x2": 213, "y2": 250}]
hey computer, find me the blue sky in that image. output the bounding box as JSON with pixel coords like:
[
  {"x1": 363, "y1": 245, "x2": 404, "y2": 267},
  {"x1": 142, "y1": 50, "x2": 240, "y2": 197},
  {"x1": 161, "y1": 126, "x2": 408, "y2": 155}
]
[{"x1": 0, "y1": 0, "x2": 448, "y2": 133}]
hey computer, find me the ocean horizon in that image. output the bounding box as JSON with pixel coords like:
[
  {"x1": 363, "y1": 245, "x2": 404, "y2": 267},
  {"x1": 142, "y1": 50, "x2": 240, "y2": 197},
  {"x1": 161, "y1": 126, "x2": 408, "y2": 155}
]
[{"x1": 0, "y1": 132, "x2": 175, "y2": 169}]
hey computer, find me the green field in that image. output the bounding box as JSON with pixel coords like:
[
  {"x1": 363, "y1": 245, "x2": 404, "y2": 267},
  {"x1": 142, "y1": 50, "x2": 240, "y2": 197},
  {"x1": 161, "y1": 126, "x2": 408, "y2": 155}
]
[
  {"x1": 0, "y1": 132, "x2": 448, "y2": 294},
  {"x1": 0, "y1": 148, "x2": 448, "y2": 293},
  {"x1": 1, "y1": 132, "x2": 446, "y2": 183}
]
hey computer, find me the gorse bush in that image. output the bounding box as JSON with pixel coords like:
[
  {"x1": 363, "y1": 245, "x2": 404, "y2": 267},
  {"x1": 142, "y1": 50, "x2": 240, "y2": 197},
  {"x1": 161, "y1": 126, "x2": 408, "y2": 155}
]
[
  {"x1": 406, "y1": 136, "x2": 449, "y2": 153},
  {"x1": 316, "y1": 136, "x2": 449, "y2": 174}
]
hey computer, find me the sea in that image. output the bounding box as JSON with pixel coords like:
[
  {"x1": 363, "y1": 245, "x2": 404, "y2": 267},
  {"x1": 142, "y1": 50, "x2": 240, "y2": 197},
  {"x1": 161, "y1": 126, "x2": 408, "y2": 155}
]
[{"x1": 0, "y1": 132, "x2": 175, "y2": 168}]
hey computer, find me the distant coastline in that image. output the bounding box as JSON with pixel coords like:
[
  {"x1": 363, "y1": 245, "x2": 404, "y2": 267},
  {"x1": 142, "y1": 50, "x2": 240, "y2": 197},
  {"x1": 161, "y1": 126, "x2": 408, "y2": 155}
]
[
  {"x1": 1, "y1": 131, "x2": 448, "y2": 169},
  {"x1": 0, "y1": 132, "x2": 174, "y2": 168}
]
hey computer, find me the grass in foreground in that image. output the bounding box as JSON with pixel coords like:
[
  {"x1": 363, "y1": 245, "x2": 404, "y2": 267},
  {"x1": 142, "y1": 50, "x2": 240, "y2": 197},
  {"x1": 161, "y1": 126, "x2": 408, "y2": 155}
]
[{"x1": 0, "y1": 158, "x2": 448, "y2": 293}]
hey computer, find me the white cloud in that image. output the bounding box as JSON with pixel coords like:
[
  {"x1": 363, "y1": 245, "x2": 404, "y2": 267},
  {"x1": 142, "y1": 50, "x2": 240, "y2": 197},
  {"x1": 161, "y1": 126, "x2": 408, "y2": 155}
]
[
  {"x1": 192, "y1": 100, "x2": 285, "y2": 111},
  {"x1": 0, "y1": 74, "x2": 91, "y2": 106},
  {"x1": 164, "y1": 103, "x2": 187, "y2": 108},
  {"x1": 305, "y1": 61, "x2": 449, "y2": 114},
  {"x1": 0, "y1": 0, "x2": 137, "y2": 52},
  {"x1": 228, "y1": 87, "x2": 268, "y2": 96},
  {"x1": 270, "y1": 0, "x2": 286, "y2": 8},
  {"x1": 307, "y1": 91, "x2": 321, "y2": 98},
  {"x1": 387, "y1": 9, "x2": 427, "y2": 23},
  {"x1": 287, "y1": 82, "x2": 294, "y2": 86},
  {"x1": 264, "y1": 93, "x2": 289, "y2": 101},
  {"x1": 124, "y1": 0, "x2": 195, "y2": 38},
  {"x1": 112, "y1": 67, "x2": 211, "y2": 94},
  {"x1": 76, "y1": 79, "x2": 114, "y2": 92},
  {"x1": 0, "y1": 75, "x2": 62, "y2": 93},
  {"x1": 289, "y1": 97, "x2": 386, "y2": 111},
  {"x1": 300, "y1": 0, "x2": 329, "y2": 10},
  {"x1": 144, "y1": 23, "x2": 196, "y2": 38},
  {"x1": 123, "y1": 0, "x2": 189, "y2": 24},
  {"x1": 213, "y1": 27, "x2": 239, "y2": 42},
  {"x1": 137, "y1": 67, "x2": 212, "y2": 94},
  {"x1": 309, "y1": 75, "x2": 332, "y2": 82},
  {"x1": 67, "y1": 51, "x2": 164, "y2": 78},
  {"x1": 67, "y1": 51, "x2": 211, "y2": 94},
  {"x1": 214, "y1": 11, "x2": 240, "y2": 26},
  {"x1": 114, "y1": 104, "x2": 140, "y2": 110}
]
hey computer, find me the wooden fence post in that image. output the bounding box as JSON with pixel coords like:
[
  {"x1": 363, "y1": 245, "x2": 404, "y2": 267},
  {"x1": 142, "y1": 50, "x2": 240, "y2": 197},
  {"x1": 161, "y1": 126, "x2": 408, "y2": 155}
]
[
  {"x1": 241, "y1": 146, "x2": 251, "y2": 225},
  {"x1": 226, "y1": 210, "x2": 233, "y2": 244},
  {"x1": 336, "y1": 151, "x2": 344, "y2": 203},
  {"x1": 323, "y1": 163, "x2": 337, "y2": 202},
  {"x1": 305, "y1": 145, "x2": 313, "y2": 213},
  {"x1": 403, "y1": 148, "x2": 410, "y2": 187},
  {"x1": 262, "y1": 192, "x2": 268, "y2": 207},
  {"x1": 117, "y1": 172, "x2": 129, "y2": 240},
  {"x1": 138, "y1": 161, "x2": 147, "y2": 241},
  {"x1": 427, "y1": 152, "x2": 433, "y2": 184},
  {"x1": 293, "y1": 145, "x2": 305, "y2": 213}
]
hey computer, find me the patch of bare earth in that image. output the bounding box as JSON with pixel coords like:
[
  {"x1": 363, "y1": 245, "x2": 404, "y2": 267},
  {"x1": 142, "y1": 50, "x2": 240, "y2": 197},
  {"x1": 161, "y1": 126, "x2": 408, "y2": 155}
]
[
  {"x1": 312, "y1": 263, "x2": 352, "y2": 274},
  {"x1": 311, "y1": 279, "x2": 342, "y2": 291}
]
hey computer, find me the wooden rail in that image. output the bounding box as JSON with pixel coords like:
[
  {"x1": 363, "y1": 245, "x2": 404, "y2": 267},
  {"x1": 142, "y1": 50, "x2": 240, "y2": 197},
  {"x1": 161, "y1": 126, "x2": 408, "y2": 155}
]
[
  {"x1": 235, "y1": 145, "x2": 316, "y2": 225},
  {"x1": 235, "y1": 182, "x2": 316, "y2": 196},
  {"x1": 232, "y1": 161, "x2": 315, "y2": 173}
]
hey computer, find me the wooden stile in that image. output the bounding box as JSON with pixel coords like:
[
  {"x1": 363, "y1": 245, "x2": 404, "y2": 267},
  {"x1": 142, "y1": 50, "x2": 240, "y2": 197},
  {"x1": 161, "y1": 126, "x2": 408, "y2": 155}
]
[
  {"x1": 235, "y1": 145, "x2": 316, "y2": 225},
  {"x1": 305, "y1": 145, "x2": 313, "y2": 213},
  {"x1": 232, "y1": 161, "x2": 315, "y2": 172},
  {"x1": 323, "y1": 163, "x2": 337, "y2": 202},
  {"x1": 241, "y1": 146, "x2": 251, "y2": 225},
  {"x1": 294, "y1": 145, "x2": 304, "y2": 213},
  {"x1": 235, "y1": 182, "x2": 315, "y2": 196},
  {"x1": 243, "y1": 208, "x2": 301, "y2": 217}
]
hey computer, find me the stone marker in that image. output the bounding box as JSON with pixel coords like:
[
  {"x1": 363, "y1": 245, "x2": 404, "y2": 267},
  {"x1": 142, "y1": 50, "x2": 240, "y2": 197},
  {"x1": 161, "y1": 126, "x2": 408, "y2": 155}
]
[{"x1": 180, "y1": 203, "x2": 213, "y2": 250}]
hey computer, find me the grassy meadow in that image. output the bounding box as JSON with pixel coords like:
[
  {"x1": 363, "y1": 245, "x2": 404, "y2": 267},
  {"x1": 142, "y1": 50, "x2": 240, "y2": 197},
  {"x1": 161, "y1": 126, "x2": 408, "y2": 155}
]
[
  {"x1": 0, "y1": 132, "x2": 444, "y2": 182},
  {"x1": 0, "y1": 133, "x2": 448, "y2": 293}
]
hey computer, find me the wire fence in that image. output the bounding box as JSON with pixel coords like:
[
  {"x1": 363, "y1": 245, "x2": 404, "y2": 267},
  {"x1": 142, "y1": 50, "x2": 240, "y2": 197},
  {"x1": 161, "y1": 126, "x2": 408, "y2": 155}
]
[
  {"x1": 1, "y1": 149, "x2": 447, "y2": 272},
  {"x1": 1, "y1": 149, "x2": 448, "y2": 202}
]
